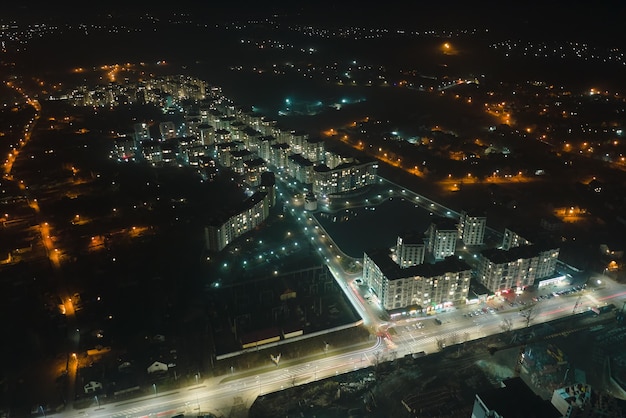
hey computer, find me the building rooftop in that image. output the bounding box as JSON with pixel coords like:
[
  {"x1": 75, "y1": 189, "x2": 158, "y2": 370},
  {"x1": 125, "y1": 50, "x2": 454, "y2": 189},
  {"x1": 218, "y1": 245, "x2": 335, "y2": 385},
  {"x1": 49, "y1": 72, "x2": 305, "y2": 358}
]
[
  {"x1": 271, "y1": 143, "x2": 290, "y2": 150},
  {"x1": 244, "y1": 158, "x2": 265, "y2": 168},
  {"x1": 365, "y1": 248, "x2": 471, "y2": 280},
  {"x1": 288, "y1": 153, "x2": 314, "y2": 166},
  {"x1": 552, "y1": 382, "x2": 592, "y2": 413},
  {"x1": 207, "y1": 191, "x2": 267, "y2": 226},
  {"x1": 480, "y1": 243, "x2": 559, "y2": 264},
  {"x1": 397, "y1": 230, "x2": 425, "y2": 245},
  {"x1": 230, "y1": 149, "x2": 252, "y2": 158},
  {"x1": 430, "y1": 216, "x2": 458, "y2": 231},
  {"x1": 476, "y1": 377, "x2": 562, "y2": 418}
]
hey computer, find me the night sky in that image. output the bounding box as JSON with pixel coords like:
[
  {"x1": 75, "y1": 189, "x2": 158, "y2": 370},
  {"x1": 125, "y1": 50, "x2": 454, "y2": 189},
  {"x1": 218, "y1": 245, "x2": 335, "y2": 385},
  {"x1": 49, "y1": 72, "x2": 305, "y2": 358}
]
[{"x1": 4, "y1": 0, "x2": 626, "y2": 41}]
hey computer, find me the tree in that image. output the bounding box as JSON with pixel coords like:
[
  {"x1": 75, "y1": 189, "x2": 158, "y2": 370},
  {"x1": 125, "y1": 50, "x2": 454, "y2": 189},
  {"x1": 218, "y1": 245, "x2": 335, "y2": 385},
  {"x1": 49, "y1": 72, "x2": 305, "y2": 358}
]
[
  {"x1": 372, "y1": 350, "x2": 383, "y2": 369},
  {"x1": 519, "y1": 303, "x2": 539, "y2": 328},
  {"x1": 436, "y1": 336, "x2": 446, "y2": 351},
  {"x1": 500, "y1": 317, "x2": 513, "y2": 333}
]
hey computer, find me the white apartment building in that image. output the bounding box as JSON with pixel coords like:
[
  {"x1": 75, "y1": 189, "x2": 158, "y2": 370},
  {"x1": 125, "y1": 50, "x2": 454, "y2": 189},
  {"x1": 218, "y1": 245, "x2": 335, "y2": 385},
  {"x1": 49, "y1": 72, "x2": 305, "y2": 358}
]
[
  {"x1": 286, "y1": 154, "x2": 315, "y2": 185},
  {"x1": 476, "y1": 244, "x2": 560, "y2": 293},
  {"x1": 312, "y1": 160, "x2": 377, "y2": 198},
  {"x1": 257, "y1": 135, "x2": 278, "y2": 161},
  {"x1": 242, "y1": 158, "x2": 267, "y2": 187},
  {"x1": 426, "y1": 217, "x2": 458, "y2": 260},
  {"x1": 159, "y1": 121, "x2": 177, "y2": 141},
  {"x1": 286, "y1": 130, "x2": 308, "y2": 154},
  {"x1": 458, "y1": 211, "x2": 487, "y2": 246},
  {"x1": 270, "y1": 143, "x2": 291, "y2": 169},
  {"x1": 197, "y1": 123, "x2": 215, "y2": 146},
  {"x1": 501, "y1": 227, "x2": 533, "y2": 250},
  {"x1": 363, "y1": 249, "x2": 471, "y2": 311},
  {"x1": 302, "y1": 137, "x2": 326, "y2": 163},
  {"x1": 133, "y1": 122, "x2": 151, "y2": 145},
  {"x1": 394, "y1": 231, "x2": 425, "y2": 268},
  {"x1": 205, "y1": 192, "x2": 270, "y2": 252}
]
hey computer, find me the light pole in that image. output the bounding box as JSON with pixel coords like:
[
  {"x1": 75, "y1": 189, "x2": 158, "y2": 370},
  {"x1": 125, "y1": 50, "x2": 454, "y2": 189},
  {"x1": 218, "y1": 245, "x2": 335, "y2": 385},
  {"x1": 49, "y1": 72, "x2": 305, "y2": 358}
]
[{"x1": 195, "y1": 374, "x2": 200, "y2": 411}]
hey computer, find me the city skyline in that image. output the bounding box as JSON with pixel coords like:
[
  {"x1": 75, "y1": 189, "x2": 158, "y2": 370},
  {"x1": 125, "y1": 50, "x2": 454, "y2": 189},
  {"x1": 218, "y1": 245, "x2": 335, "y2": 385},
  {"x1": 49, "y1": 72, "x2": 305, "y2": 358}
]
[{"x1": 1, "y1": 4, "x2": 626, "y2": 418}]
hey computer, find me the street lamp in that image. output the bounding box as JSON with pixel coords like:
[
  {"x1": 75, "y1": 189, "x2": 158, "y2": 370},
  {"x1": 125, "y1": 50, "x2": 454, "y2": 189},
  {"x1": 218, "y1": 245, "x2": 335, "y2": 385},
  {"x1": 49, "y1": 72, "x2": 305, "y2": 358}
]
[{"x1": 194, "y1": 374, "x2": 200, "y2": 411}]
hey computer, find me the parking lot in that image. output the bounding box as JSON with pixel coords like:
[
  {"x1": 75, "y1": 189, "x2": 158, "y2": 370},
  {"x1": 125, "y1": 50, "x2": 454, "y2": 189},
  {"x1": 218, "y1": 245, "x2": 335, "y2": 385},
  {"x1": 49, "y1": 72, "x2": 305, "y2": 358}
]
[
  {"x1": 464, "y1": 306, "x2": 498, "y2": 318},
  {"x1": 531, "y1": 284, "x2": 586, "y2": 302}
]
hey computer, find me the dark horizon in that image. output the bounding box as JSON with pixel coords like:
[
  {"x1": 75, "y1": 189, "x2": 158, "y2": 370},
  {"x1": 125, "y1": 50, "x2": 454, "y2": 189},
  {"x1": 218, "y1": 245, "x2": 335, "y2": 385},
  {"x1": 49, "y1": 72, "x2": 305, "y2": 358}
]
[{"x1": 4, "y1": 1, "x2": 626, "y2": 41}]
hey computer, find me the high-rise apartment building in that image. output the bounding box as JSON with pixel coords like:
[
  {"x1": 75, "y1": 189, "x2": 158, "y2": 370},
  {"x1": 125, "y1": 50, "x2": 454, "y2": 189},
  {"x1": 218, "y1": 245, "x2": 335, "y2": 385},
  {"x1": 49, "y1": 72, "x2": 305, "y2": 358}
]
[
  {"x1": 394, "y1": 231, "x2": 425, "y2": 268},
  {"x1": 205, "y1": 192, "x2": 270, "y2": 252},
  {"x1": 458, "y1": 211, "x2": 487, "y2": 246},
  {"x1": 501, "y1": 227, "x2": 533, "y2": 250},
  {"x1": 363, "y1": 249, "x2": 471, "y2": 311},
  {"x1": 476, "y1": 244, "x2": 560, "y2": 293},
  {"x1": 159, "y1": 121, "x2": 177, "y2": 141},
  {"x1": 426, "y1": 217, "x2": 458, "y2": 260}
]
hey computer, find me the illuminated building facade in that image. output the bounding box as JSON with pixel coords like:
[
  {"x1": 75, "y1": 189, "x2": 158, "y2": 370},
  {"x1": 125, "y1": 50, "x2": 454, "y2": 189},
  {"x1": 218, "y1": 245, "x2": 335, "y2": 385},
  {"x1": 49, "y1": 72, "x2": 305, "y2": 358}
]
[
  {"x1": 286, "y1": 154, "x2": 315, "y2": 185},
  {"x1": 363, "y1": 248, "x2": 471, "y2": 311},
  {"x1": 312, "y1": 160, "x2": 377, "y2": 197},
  {"x1": 477, "y1": 244, "x2": 560, "y2": 293},
  {"x1": 204, "y1": 192, "x2": 270, "y2": 252},
  {"x1": 112, "y1": 136, "x2": 137, "y2": 162},
  {"x1": 458, "y1": 211, "x2": 487, "y2": 246},
  {"x1": 159, "y1": 121, "x2": 177, "y2": 141},
  {"x1": 501, "y1": 227, "x2": 533, "y2": 250},
  {"x1": 394, "y1": 231, "x2": 425, "y2": 268},
  {"x1": 426, "y1": 217, "x2": 458, "y2": 260}
]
